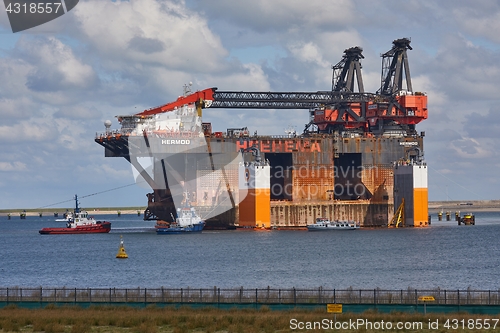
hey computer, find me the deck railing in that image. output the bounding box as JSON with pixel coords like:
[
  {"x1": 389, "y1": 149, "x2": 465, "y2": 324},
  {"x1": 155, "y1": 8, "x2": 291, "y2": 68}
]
[{"x1": 1, "y1": 287, "x2": 499, "y2": 305}]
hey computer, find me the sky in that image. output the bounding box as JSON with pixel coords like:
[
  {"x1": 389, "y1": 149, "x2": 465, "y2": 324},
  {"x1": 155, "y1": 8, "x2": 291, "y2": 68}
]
[{"x1": 0, "y1": 0, "x2": 499, "y2": 209}]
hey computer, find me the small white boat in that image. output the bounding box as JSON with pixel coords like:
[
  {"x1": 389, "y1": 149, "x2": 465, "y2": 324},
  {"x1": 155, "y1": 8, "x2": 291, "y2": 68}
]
[
  {"x1": 156, "y1": 205, "x2": 205, "y2": 234},
  {"x1": 307, "y1": 218, "x2": 359, "y2": 231}
]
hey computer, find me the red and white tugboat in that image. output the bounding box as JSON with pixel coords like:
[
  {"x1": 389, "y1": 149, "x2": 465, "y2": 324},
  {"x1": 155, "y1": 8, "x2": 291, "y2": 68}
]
[{"x1": 39, "y1": 195, "x2": 111, "y2": 234}]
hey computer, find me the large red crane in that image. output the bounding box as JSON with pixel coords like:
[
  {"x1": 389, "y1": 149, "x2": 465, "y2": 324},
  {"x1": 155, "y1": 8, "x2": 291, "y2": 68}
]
[{"x1": 131, "y1": 38, "x2": 426, "y2": 136}]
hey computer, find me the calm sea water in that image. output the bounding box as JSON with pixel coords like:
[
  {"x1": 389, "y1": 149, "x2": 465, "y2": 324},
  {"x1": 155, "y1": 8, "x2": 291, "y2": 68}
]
[{"x1": 0, "y1": 212, "x2": 499, "y2": 290}]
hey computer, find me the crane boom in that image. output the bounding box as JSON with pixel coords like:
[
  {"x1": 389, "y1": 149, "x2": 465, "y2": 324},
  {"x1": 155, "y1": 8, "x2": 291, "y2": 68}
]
[
  {"x1": 134, "y1": 89, "x2": 375, "y2": 115},
  {"x1": 210, "y1": 91, "x2": 374, "y2": 109},
  {"x1": 136, "y1": 88, "x2": 215, "y2": 116}
]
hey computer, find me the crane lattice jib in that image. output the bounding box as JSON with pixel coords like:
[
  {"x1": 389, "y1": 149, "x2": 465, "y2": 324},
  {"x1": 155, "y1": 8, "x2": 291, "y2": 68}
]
[
  {"x1": 332, "y1": 46, "x2": 365, "y2": 93},
  {"x1": 210, "y1": 90, "x2": 375, "y2": 109},
  {"x1": 134, "y1": 88, "x2": 376, "y2": 116},
  {"x1": 379, "y1": 38, "x2": 413, "y2": 96}
]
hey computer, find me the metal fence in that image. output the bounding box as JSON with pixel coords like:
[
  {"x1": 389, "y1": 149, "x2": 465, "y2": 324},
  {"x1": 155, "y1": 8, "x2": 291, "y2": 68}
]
[{"x1": 1, "y1": 287, "x2": 500, "y2": 305}]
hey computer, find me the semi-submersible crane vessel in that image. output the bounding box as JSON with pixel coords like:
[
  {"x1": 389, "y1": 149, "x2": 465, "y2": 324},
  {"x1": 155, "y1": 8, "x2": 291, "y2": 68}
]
[{"x1": 96, "y1": 38, "x2": 428, "y2": 229}]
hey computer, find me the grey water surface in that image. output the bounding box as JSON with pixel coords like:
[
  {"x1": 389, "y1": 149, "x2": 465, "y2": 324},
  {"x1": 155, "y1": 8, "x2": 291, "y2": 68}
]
[{"x1": 0, "y1": 212, "x2": 499, "y2": 290}]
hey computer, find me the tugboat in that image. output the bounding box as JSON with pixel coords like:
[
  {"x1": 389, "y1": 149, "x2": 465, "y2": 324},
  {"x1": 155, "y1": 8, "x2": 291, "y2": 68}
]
[
  {"x1": 156, "y1": 203, "x2": 205, "y2": 234},
  {"x1": 39, "y1": 195, "x2": 111, "y2": 234},
  {"x1": 306, "y1": 218, "x2": 360, "y2": 231}
]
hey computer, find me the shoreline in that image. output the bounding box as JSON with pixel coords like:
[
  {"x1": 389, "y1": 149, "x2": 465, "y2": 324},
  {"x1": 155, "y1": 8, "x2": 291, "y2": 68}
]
[
  {"x1": 428, "y1": 200, "x2": 500, "y2": 213},
  {"x1": 1, "y1": 200, "x2": 500, "y2": 217},
  {"x1": 0, "y1": 209, "x2": 145, "y2": 217},
  {"x1": 428, "y1": 207, "x2": 500, "y2": 213}
]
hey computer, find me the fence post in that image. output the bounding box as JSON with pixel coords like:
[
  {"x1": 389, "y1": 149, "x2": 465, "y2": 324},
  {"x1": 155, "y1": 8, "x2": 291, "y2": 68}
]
[
  {"x1": 400, "y1": 290, "x2": 403, "y2": 304},
  {"x1": 55, "y1": 288, "x2": 57, "y2": 303},
  {"x1": 161, "y1": 287, "x2": 164, "y2": 303},
  {"x1": 181, "y1": 288, "x2": 183, "y2": 303},
  {"x1": 333, "y1": 289, "x2": 336, "y2": 304},
  {"x1": 255, "y1": 288, "x2": 258, "y2": 304},
  {"x1": 374, "y1": 289, "x2": 377, "y2": 305},
  {"x1": 89, "y1": 288, "x2": 92, "y2": 303},
  {"x1": 6, "y1": 288, "x2": 8, "y2": 303},
  {"x1": 489, "y1": 290, "x2": 491, "y2": 305},
  {"x1": 293, "y1": 288, "x2": 296, "y2": 304},
  {"x1": 20, "y1": 288, "x2": 22, "y2": 302},
  {"x1": 415, "y1": 290, "x2": 417, "y2": 305},
  {"x1": 145, "y1": 288, "x2": 147, "y2": 303},
  {"x1": 457, "y1": 290, "x2": 460, "y2": 310},
  {"x1": 40, "y1": 287, "x2": 42, "y2": 304},
  {"x1": 217, "y1": 288, "x2": 220, "y2": 307},
  {"x1": 240, "y1": 287, "x2": 243, "y2": 303},
  {"x1": 74, "y1": 288, "x2": 77, "y2": 303},
  {"x1": 279, "y1": 289, "x2": 281, "y2": 304},
  {"x1": 110, "y1": 288, "x2": 112, "y2": 303},
  {"x1": 444, "y1": 290, "x2": 447, "y2": 304}
]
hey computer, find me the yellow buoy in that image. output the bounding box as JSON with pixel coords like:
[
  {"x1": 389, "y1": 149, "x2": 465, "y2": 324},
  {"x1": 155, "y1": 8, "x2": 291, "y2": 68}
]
[{"x1": 116, "y1": 235, "x2": 128, "y2": 259}]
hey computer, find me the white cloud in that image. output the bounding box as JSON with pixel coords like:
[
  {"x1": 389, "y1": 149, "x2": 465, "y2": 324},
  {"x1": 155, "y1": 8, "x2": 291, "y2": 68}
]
[
  {"x1": 54, "y1": 105, "x2": 102, "y2": 120},
  {"x1": 206, "y1": 63, "x2": 270, "y2": 91},
  {"x1": 78, "y1": 162, "x2": 133, "y2": 182},
  {"x1": 0, "y1": 97, "x2": 38, "y2": 119},
  {"x1": 0, "y1": 161, "x2": 27, "y2": 171},
  {"x1": 452, "y1": 2, "x2": 500, "y2": 43},
  {"x1": 450, "y1": 137, "x2": 490, "y2": 159},
  {"x1": 288, "y1": 42, "x2": 328, "y2": 68},
  {"x1": 73, "y1": 0, "x2": 227, "y2": 72},
  {"x1": 429, "y1": 34, "x2": 500, "y2": 100},
  {"x1": 190, "y1": 0, "x2": 355, "y2": 32},
  {"x1": 17, "y1": 36, "x2": 96, "y2": 92},
  {"x1": 0, "y1": 119, "x2": 57, "y2": 143}
]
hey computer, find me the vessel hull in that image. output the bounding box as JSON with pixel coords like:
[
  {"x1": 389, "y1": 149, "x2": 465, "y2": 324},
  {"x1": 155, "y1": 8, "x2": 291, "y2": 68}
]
[
  {"x1": 97, "y1": 134, "x2": 424, "y2": 228},
  {"x1": 307, "y1": 225, "x2": 358, "y2": 231},
  {"x1": 156, "y1": 222, "x2": 205, "y2": 234},
  {"x1": 39, "y1": 222, "x2": 111, "y2": 234}
]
